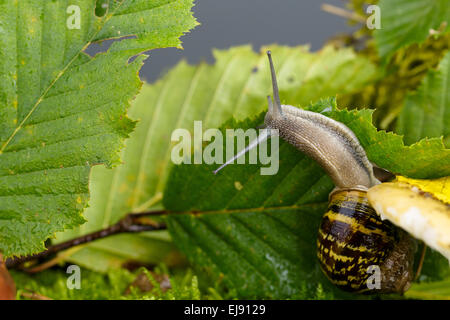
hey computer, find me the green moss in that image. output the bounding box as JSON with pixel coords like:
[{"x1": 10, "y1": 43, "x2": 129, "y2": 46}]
[{"x1": 12, "y1": 265, "x2": 203, "y2": 300}]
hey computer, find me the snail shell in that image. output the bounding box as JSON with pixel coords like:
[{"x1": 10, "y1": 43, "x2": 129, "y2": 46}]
[{"x1": 317, "y1": 188, "x2": 416, "y2": 293}]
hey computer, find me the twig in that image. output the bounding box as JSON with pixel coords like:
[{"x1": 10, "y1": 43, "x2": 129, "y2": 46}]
[
  {"x1": 321, "y1": 4, "x2": 366, "y2": 23},
  {"x1": 414, "y1": 243, "x2": 427, "y2": 281},
  {"x1": 21, "y1": 290, "x2": 52, "y2": 300},
  {"x1": 25, "y1": 247, "x2": 85, "y2": 274},
  {"x1": 7, "y1": 202, "x2": 338, "y2": 270},
  {"x1": 6, "y1": 212, "x2": 167, "y2": 269}
]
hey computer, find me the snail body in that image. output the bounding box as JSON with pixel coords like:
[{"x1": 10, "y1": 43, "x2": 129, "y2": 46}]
[
  {"x1": 215, "y1": 51, "x2": 416, "y2": 294},
  {"x1": 264, "y1": 104, "x2": 378, "y2": 189}
]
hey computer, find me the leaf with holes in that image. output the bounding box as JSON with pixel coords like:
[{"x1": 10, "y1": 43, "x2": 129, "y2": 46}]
[
  {"x1": 55, "y1": 45, "x2": 379, "y2": 270},
  {"x1": 0, "y1": 0, "x2": 197, "y2": 257}
]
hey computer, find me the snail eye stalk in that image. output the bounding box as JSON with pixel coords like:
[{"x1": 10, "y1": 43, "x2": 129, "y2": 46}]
[
  {"x1": 213, "y1": 128, "x2": 273, "y2": 174},
  {"x1": 267, "y1": 50, "x2": 283, "y2": 117}
]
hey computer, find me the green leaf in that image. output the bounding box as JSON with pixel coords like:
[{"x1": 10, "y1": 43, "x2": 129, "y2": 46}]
[
  {"x1": 374, "y1": 0, "x2": 450, "y2": 61},
  {"x1": 418, "y1": 247, "x2": 450, "y2": 283},
  {"x1": 405, "y1": 278, "x2": 450, "y2": 300},
  {"x1": 0, "y1": 0, "x2": 197, "y2": 257},
  {"x1": 330, "y1": 109, "x2": 450, "y2": 179},
  {"x1": 397, "y1": 51, "x2": 450, "y2": 146},
  {"x1": 56, "y1": 44, "x2": 378, "y2": 270},
  {"x1": 163, "y1": 98, "x2": 450, "y2": 298},
  {"x1": 338, "y1": 33, "x2": 450, "y2": 130}
]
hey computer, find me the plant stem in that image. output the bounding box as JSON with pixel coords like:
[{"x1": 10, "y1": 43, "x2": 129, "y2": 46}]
[
  {"x1": 5, "y1": 212, "x2": 168, "y2": 269},
  {"x1": 21, "y1": 290, "x2": 52, "y2": 300},
  {"x1": 321, "y1": 4, "x2": 366, "y2": 23}
]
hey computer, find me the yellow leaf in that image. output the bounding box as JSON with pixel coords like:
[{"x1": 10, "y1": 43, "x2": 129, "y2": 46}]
[
  {"x1": 396, "y1": 176, "x2": 450, "y2": 205},
  {"x1": 367, "y1": 178, "x2": 450, "y2": 262}
]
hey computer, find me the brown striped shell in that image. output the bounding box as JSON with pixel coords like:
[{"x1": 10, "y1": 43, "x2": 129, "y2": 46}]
[{"x1": 317, "y1": 189, "x2": 416, "y2": 294}]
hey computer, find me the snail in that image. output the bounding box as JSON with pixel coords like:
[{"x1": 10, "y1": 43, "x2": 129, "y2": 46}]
[{"x1": 215, "y1": 51, "x2": 417, "y2": 294}]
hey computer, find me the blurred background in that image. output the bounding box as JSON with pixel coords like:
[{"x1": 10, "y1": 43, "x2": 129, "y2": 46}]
[{"x1": 128, "y1": 0, "x2": 356, "y2": 82}]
